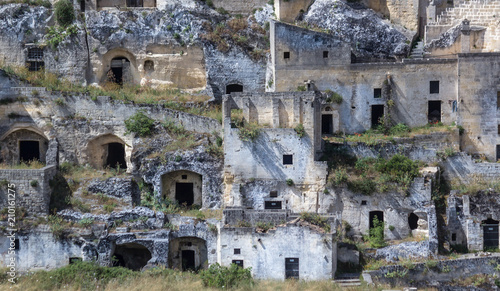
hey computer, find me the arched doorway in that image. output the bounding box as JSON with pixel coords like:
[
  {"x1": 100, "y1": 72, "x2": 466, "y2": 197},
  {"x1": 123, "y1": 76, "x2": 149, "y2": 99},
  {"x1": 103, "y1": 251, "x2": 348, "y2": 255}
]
[
  {"x1": 226, "y1": 84, "x2": 243, "y2": 94},
  {"x1": 112, "y1": 243, "x2": 152, "y2": 271},
  {"x1": 0, "y1": 128, "x2": 48, "y2": 165},
  {"x1": 161, "y1": 170, "x2": 203, "y2": 207},
  {"x1": 168, "y1": 237, "x2": 207, "y2": 271},
  {"x1": 87, "y1": 134, "x2": 128, "y2": 170}
]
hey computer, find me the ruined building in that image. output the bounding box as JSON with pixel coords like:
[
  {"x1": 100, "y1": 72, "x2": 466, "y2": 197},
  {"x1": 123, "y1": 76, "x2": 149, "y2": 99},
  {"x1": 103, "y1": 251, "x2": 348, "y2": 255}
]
[{"x1": 0, "y1": 0, "x2": 499, "y2": 285}]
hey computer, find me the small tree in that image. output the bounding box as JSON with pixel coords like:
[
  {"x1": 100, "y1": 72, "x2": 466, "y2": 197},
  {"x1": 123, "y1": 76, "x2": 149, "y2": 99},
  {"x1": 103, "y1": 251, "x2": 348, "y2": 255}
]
[
  {"x1": 54, "y1": 0, "x2": 75, "y2": 28},
  {"x1": 368, "y1": 216, "x2": 386, "y2": 248},
  {"x1": 125, "y1": 111, "x2": 155, "y2": 137}
]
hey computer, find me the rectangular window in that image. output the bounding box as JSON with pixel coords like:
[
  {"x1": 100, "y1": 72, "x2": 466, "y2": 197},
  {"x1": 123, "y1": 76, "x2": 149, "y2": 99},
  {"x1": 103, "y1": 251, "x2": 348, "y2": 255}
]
[
  {"x1": 232, "y1": 260, "x2": 244, "y2": 268},
  {"x1": 285, "y1": 258, "x2": 299, "y2": 279},
  {"x1": 497, "y1": 145, "x2": 500, "y2": 161},
  {"x1": 373, "y1": 88, "x2": 382, "y2": 99},
  {"x1": 430, "y1": 81, "x2": 440, "y2": 94},
  {"x1": 323, "y1": 51, "x2": 329, "y2": 58},
  {"x1": 283, "y1": 154, "x2": 293, "y2": 165},
  {"x1": 27, "y1": 47, "x2": 43, "y2": 60},
  {"x1": 14, "y1": 239, "x2": 19, "y2": 250},
  {"x1": 234, "y1": 248, "x2": 241, "y2": 255},
  {"x1": 181, "y1": 175, "x2": 187, "y2": 180},
  {"x1": 284, "y1": 52, "x2": 290, "y2": 59},
  {"x1": 270, "y1": 191, "x2": 278, "y2": 197},
  {"x1": 27, "y1": 61, "x2": 44, "y2": 72},
  {"x1": 498, "y1": 125, "x2": 500, "y2": 135},
  {"x1": 452, "y1": 233, "x2": 457, "y2": 241},
  {"x1": 497, "y1": 91, "x2": 500, "y2": 109},
  {"x1": 264, "y1": 201, "x2": 282, "y2": 209},
  {"x1": 361, "y1": 200, "x2": 367, "y2": 205}
]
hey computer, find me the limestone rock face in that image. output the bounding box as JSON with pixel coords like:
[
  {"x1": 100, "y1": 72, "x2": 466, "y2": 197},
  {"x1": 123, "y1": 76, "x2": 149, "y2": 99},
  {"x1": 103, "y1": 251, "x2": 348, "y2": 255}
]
[{"x1": 303, "y1": 0, "x2": 412, "y2": 59}]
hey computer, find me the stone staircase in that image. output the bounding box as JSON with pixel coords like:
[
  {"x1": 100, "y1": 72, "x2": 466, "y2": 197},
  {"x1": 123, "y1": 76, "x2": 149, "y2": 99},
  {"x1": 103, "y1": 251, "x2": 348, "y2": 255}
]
[
  {"x1": 428, "y1": 0, "x2": 500, "y2": 27},
  {"x1": 333, "y1": 273, "x2": 361, "y2": 287},
  {"x1": 409, "y1": 41, "x2": 425, "y2": 59}
]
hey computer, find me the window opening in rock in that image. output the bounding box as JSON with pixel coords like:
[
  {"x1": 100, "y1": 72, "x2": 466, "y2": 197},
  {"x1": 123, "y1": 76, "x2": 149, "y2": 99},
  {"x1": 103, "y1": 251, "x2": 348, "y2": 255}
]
[
  {"x1": 69, "y1": 257, "x2": 82, "y2": 264},
  {"x1": 430, "y1": 81, "x2": 439, "y2": 94},
  {"x1": 126, "y1": 0, "x2": 143, "y2": 7},
  {"x1": 283, "y1": 155, "x2": 293, "y2": 165},
  {"x1": 323, "y1": 51, "x2": 329, "y2": 58},
  {"x1": 144, "y1": 60, "x2": 154, "y2": 73},
  {"x1": 234, "y1": 248, "x2": 241, "y2": 255},
  {"x1": 374, "y1": 88, "x2": 382, "y2": 98},
  {"x1": 226, "y1": 84, "x2": 243, "y2": 94},
  {"x1": 284, "y1": 52, "x2": 290, "y2": 59},
  {"x1": 265, "y1": 201, "x2": 282, "y2": 209},
  {"x1": 270, "y1": 191, "x2": 278, "y2": 197}
]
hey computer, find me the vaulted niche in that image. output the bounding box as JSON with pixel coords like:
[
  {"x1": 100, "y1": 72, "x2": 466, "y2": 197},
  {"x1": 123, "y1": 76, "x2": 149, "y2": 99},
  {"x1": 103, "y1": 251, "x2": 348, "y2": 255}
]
[
  {"x1": 161, "y1": 170, "x2": 202, "y2": 207},
  {"x1": 87, "y1": 134, "x2": 128, "y2": 170},
  {"x1": 112, "y1": 243, "x2": 152, "y2": 271},
  {"x1": 226, "y1": 84, "x2": 243, "y2": 94},
  {"x1": 168, "y1": 237, "x2": 207, "y2": 271}
]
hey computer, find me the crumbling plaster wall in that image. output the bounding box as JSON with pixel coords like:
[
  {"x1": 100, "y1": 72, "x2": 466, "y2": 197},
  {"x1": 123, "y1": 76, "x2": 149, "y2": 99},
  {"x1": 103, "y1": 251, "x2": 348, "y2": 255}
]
[
  {"x1": 336, "y1": 177, "x2": 433, "y2": 241},
  {"x1": 457, "y1": 53, "x2": 500, "y2": 161},
  {"x1": 219, "y1": 226, "x2": 336, "y2": 280},
  {"x1": 222, "y1": 93, "x2": 328, "y2": 212},
  {"x1": 0, "y1": 165, "x2": 57, "y2": 215},
  {"x1": 0, "y1": 230, "x2": 92, "y2": 271}
]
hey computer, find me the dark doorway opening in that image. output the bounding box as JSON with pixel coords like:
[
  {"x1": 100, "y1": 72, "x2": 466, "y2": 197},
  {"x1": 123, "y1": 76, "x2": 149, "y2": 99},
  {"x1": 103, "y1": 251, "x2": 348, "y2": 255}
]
[
  {"x1": 112, "y1": 243, "x2": 151, "y2": 271},
  {"x1": 80, "y1": 0, "x2": 85, "y2": 11},
  {"x1": 408, "y1": 213, "x2": 419, "y2": 230},
  {"x1": 226, "y1": 84, "x2": 243, "y2": 94},
  {"x1": 428, "y1": 101, "x2": 441, "y2": 123},
  {"x1": 482, "y1": 218, "x2": 499, "y2": 251},
  {"x1": 106, "y1": 143, "x2": 127, "y2": 169},
  {"x1": 322, "y1": 114, "x2": 333, "y2": 134},
  {"x1": 497, "y1": 145, "x2": 500, "y2": 161},
  {"x1": 19, "y1": 141, "x2": 40, "y2": 163},
  {"x1": 109, "y1": 57, "x2": 129, "y2": 85},
  {"x1": 285, "y1": 258, "x2": 299, "y2": 279},
  {"x1": 264, "y1": 201, "x2": 282, "y2": 209},
  {"x1": 176, "y1": 183, "x2": 194, "y2": 206},
  {"x1": 371, "y1": 105, "x2": 384, "y2": 127},
  {"x1": 369, "y1": 211, "x2": 384, "y2": 229},
  {"x1": 126, "y1": 0, "x2": 143, "y2": 7},
  {"x1": 182, "y1": 250, "x2": 196, "y2": 271}
]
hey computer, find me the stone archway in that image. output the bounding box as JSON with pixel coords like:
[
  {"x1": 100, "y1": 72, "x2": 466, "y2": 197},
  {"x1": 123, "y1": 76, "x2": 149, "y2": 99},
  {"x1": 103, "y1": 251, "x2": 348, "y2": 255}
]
[
  {"x1": 87, "y1": 134, "x2": 129, "y2": 170},
  {"x1": 161, "y1": 170, "x2": 202, "y2": 207},
  {"x1": 112, "y1": 243, "x2": 152, "y2": 271},
  {"x1": 0, "y1": 127, "x2": 48, "y2": 165},
  {"x1": 168, "y1": 237, "x2": 207, "y2": 271}
]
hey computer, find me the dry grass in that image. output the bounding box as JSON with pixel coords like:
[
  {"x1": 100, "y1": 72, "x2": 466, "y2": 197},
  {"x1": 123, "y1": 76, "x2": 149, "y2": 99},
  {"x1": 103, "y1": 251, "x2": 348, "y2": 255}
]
[
  {"x1": 178, "y1": 209, "x2": 223, "y2": 220},
  {"x1": 0, "y1": 160, "x2": 45, "y2": 170},
  {"x1": 451, "y1": 173, "x2": 500, "y2": 195}
]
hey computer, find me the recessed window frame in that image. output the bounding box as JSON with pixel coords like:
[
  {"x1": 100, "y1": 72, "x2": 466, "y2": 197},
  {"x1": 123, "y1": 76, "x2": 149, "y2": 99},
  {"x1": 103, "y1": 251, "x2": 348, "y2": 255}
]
[{"x1": 283, "y1": 154, "x2": 293, "y2": 165}]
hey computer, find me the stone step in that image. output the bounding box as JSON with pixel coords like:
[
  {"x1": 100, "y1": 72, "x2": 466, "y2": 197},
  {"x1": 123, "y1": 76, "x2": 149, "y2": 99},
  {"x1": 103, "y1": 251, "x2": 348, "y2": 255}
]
[{"x1": 333, "y1": 279, "x2": 362, "y2": 287}]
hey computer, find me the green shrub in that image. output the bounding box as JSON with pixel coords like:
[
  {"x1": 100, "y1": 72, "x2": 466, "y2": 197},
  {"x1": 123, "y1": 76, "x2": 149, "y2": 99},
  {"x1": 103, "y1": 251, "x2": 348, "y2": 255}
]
[
  {"x1": 237, "y1": 122, "x2": 260, "y2": 141},
  {"x1": 348, "y1": 178, "x2": 376, "y2": 195},
  {"x1": 54, "y1": 0, "x2": 75, "y2": 27},
  {"x1": 286, "y1": 178, "x2": 294, "y2": 186},
  {"x1": 300, "y1": 212, "x2": 331, "y2": 232},
  {"x1": 48, "y1": 215, "x2": 66, "y2": 238},
  {"x1": 376, "y1": 154, "x2": 419, "y2": 180},
  {"x1": 294, "y1": 123, "x2": 305, "y2": 138},
  {"x1": 325, "y1": 90, "x2": 343, "y2": 104},
  {"x1": 296, "y1": 85, "x2": 306, "y2": 91},
  {"x1": 368, "y1": 216, "x2": 386, "y2": 248},
  {"x1": 256, "y1": 222, "x2": 274, "y2": 232},
  {"x1": 30, "y1": 180, "x2": 38, "y2": 187},
  {"x1": 125, "y1": 111, "x2": 155, "y2": 137},
  {"x1": 78, "y1": 217, "x2": 94, "y2": 228},
  {"x1": 200, "y1": 263, "x2": 253, "y2": 289},
  {"x1": 54, "y1": 98, "x2": 65, "y2": 106},
  {"x1": 389, "y1": 123, "x2": 410, "y2": 135},
  {"x1": 329, "y1": 167, "x2": 348, "y2": 186}
]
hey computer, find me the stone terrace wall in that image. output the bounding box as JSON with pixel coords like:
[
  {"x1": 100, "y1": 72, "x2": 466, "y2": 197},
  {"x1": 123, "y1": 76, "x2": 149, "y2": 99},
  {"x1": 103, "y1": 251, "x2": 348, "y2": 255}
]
[
  {"x1": 441, "y1": 153, "x2": 500, "y2": 183},
  {"x1": 0, "y1": 165, "x2": 57, "y2": 215},
  {"x1": 366, "y1": 255, "x2": 500, "y2": 287}
]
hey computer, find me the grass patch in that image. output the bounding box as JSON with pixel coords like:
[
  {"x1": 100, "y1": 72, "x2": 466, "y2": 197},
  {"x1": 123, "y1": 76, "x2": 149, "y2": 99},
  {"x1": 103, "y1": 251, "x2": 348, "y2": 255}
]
[
  {"x1": 451, "y1": 174, "x2": 500, "y2": 195},
  {"x1": 0, "y1": 160, "x2": 45, "y2": 169}
]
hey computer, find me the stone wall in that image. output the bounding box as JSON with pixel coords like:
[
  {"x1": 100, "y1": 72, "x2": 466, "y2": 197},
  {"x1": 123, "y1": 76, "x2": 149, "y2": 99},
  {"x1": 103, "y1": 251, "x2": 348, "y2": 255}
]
[
  {"x1": 211, "y1": 0, "x2": 268, "y2": 14},
  {"x1": 219, "y1": 225, "x2": 336, "y2": 280},
  {"x1": 457, "y1": 53, "x2": 500, "y2": 161},
  {"x1": 0, "y1": 165, "x2": 57, "y2": 215},
  {"x1": 335, "y1": 177, "x2": 434, "y2": 241},
  {"x1": 367, "y1": 255, "x2": 500, "y2": 287},
  {"x1": 275, "y1": 0, "x2": 313, "y2": 23},
  {"x1": 223, "y1": 207, "x2": 288, "y2": 226},
  {"x1": 441, "y1": 153, "x2": 500, "y2": 183}
]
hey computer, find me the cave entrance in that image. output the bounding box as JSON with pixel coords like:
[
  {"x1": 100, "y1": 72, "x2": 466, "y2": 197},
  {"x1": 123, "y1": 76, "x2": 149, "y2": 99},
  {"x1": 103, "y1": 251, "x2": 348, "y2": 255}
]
[
  {"x1": 226, "y1": 84, "x2": 243, "y2": 94},
  {"x1": 105, "y1": 142, "x2": 127, "y2": 169},
  {"x1": 322, "y1": 114, "x2": 333, "y2": 134},
  {"x1": 428, "y1": 101, "x2": 441, "y2": 123},
  {"x1": 112, "y1": 243, "x2": 152, "y2": 271},
  {"x1": 109, "y1": 57, "x2": 130, "y2": 85},
  {"x1": 19, "y1": 140, "x2": 40, "y2": 163},
  {"x1": 176, "y1": 183, "x2": 194, "y2": 206},
  {"x1": 371, "y1": 105, "x2": 384, "y2": 128},
  {"x1": 408, "y1": 213, "x2": 419, "y2": 230},
  {"x1": 181, "y1": 250, "x2": 196, "y2": 271},
  {"x1": 482, "y1": 218, "x2": 499, "y2": 251},
  {"x1": 369, "y1": 211, "x2": 384, "y2": 229}
]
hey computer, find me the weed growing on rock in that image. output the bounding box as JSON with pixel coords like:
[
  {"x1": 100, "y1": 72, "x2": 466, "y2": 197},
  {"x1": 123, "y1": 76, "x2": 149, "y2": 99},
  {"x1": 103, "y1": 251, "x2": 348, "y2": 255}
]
[{"x1": 125, "y1": 111, "x2": 155, "y2": 137}]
